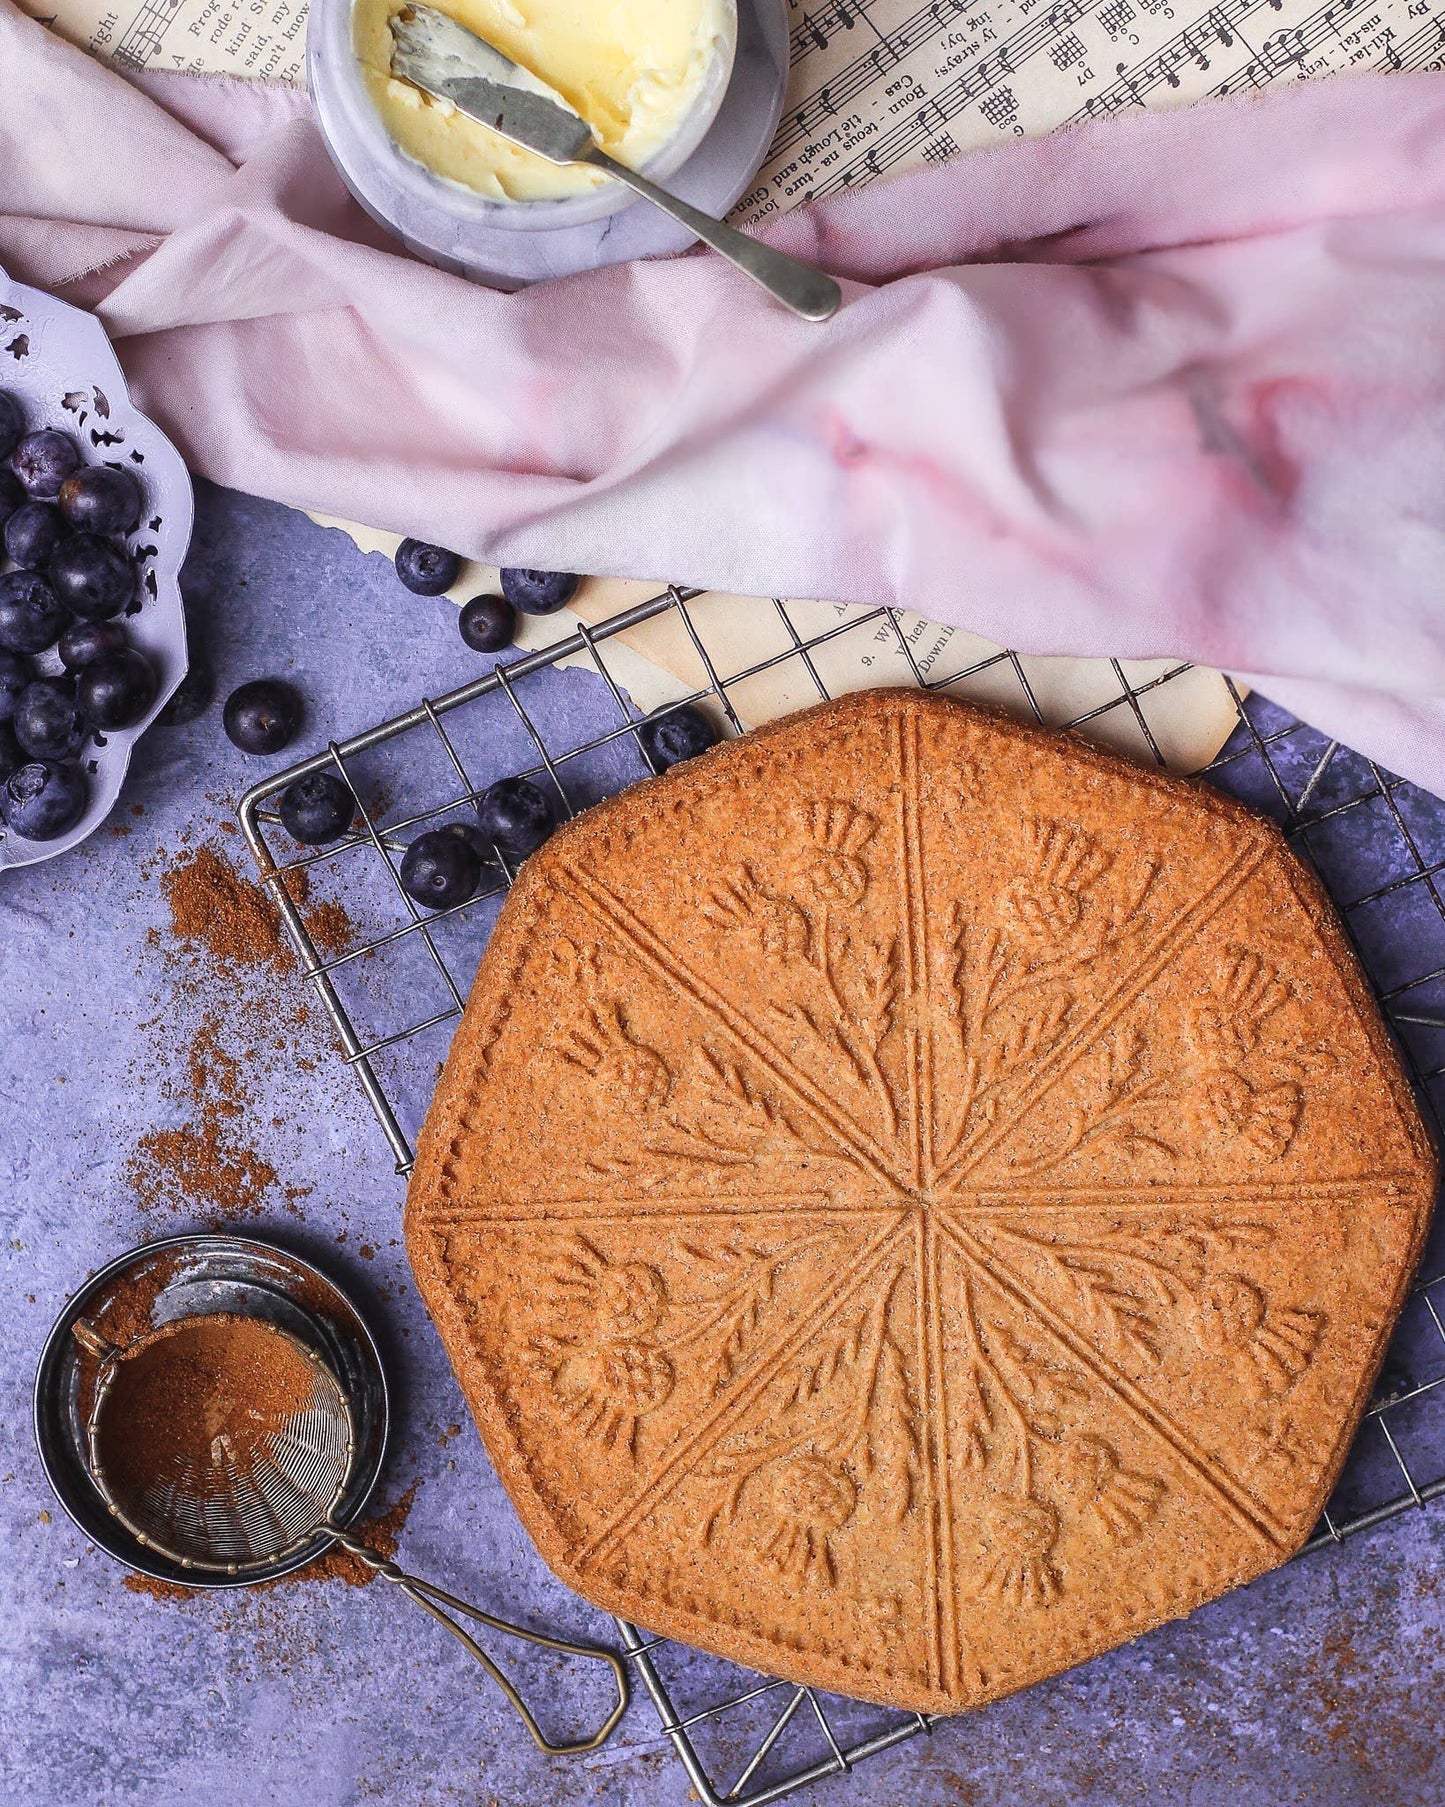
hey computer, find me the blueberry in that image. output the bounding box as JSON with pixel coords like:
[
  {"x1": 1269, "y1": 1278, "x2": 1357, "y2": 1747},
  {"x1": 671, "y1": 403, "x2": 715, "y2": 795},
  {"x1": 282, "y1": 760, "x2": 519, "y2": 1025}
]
[
  {"x1": 58, "y1": 464, "x2": 142, "y2": 536},
  {"x1": 278, "y1": 770, "x2": 356, "y2": 845},
  {"x1": 639, "y1": 703, "x2": 721, "y2": 771},
  {"x1": 155, "y1": 658, "x2": 214, "y2": 727},
  {"x1": 224, "y1": 678, "x2": 300, "y2": 754},
  {"x1": 0, "y1": 469, "x2": 24, "y2": 530},
  {"x1": 12, "y1": 429, "x2": 80, "y2": 500},
  {"x1": 0, "y1": 651, "x2": 31, "y2": 724},
  {"x1": 48, "y1": 533, "x2": 136, "y2": 620},
  {"x1": 400, "y1": 827, "x2": 483, "y2": 909},
  {"x1": 76, "y1": 649, "x2": 157, "y2": 730},
  {"x1": 394, "y1": 539, "x2": 461, "y2": 596},
  {"x1": 476, "y1": 774, "x2": 554, "y2": 857},
  {"x1": 14, "y1": 677, "x2": 87, "y2": 762},
  {"x1": 0, "y1": 393, "x2": 24, "y2": 462},
  {"x1": 58, "y1": 619, "x2": 128, "y2": 672},
  {"x1": 458, "y1": 592, "x2": 515, "y2": 653},
  {"x1": 1, "y1": 759, "x2": 88, "y2": 840},
  {"x1": 0, "y1": 722, "x2": 22, "y2": 784},
  {"x1": 5, "y1": 500, "x2": 69, "y2": 571},
  {"x1": 0, "y1": 572, "x2": 67, "y2": 654},
  {"x1": 500, "y1": 568, "x2": 580, "y2": 616},
  {"x1": 442, "y1": 820, "x2": 492, "y2": 862}
]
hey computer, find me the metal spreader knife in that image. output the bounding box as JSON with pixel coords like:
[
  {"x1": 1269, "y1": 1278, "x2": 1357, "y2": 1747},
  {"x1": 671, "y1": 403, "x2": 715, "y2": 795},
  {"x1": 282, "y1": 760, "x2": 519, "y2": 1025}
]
[{"x1": 389, "y1": 4, "x2": 842, "y2": 321}]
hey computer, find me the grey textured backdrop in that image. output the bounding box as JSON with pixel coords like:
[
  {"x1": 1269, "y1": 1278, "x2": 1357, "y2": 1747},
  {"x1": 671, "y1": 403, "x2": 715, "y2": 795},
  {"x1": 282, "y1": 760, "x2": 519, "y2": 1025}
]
[{"x1": 1, "y1": 482, "x2": 1440, "y2": 1807}]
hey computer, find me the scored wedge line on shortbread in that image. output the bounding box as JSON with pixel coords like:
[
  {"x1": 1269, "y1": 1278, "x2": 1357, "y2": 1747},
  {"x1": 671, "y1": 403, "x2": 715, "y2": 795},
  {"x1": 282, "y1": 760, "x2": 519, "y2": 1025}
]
[
  {"x1": 577, "y1": 1211, "x2": 911, "y2": 1569},
  {"x1": 936, "y1": 1216, "x2": 1291, "y2": 1549},
  {"x1": 927, "y1": 842, "x2": 1272, "y2": 1194},
  {"x1": 565, "y1": 864, "x2": 911, "y2": 1192}
]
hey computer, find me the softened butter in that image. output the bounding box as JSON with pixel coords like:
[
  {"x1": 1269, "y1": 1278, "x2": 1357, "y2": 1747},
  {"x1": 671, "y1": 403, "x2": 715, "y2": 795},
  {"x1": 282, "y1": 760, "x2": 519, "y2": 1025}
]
[{"x1": 354, "y1": 0, "x2": 734, "y2": 202}]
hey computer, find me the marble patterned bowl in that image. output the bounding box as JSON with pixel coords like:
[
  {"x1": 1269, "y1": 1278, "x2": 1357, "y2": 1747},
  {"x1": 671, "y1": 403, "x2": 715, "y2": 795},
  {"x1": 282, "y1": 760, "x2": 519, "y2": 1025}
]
[
  {"x1": 309, "y1": 0, "x2": 788, "y2": 287},
  {"x1": 0, "y1": 269, "x2": 193, "y2": 871}
]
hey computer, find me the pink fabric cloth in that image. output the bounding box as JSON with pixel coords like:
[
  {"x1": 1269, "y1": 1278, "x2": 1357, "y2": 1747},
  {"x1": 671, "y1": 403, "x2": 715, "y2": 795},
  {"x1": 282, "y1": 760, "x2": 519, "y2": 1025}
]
[{"x1": 5, "y1": 3, "x2": 1445, "y2": 789}]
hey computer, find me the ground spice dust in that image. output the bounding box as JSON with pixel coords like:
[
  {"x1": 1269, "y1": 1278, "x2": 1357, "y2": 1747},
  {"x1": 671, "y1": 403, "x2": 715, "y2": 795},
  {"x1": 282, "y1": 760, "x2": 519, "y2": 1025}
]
[
  {"x1": 162, "y1": 845, "x2": 293, "y2": 970},
  {"x1": 128, "y1": 844, "x2": 351, "y2": 1221},
  {"x1": 98, "y1": 1314, "x2": 321, "y2": 1514}
]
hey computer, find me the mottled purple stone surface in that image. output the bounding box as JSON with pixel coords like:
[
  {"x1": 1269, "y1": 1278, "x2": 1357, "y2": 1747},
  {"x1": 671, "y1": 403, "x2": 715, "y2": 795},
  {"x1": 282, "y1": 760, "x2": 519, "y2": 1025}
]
[{"x1": 0, "y1": 483, "x2": 1440, "y2": 1807}]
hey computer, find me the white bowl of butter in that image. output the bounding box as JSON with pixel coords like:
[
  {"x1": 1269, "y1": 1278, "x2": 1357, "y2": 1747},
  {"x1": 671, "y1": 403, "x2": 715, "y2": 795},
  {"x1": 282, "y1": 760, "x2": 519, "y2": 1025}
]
[{"x1": 346, "y1": 0, "x2": 738, "y2": 229}]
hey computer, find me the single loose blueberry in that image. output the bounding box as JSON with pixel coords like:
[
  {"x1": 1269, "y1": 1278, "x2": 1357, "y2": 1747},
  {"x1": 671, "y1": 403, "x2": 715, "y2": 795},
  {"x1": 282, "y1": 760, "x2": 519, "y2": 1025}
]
[
  {"x1": 76, "y1": 649, "x2": 157, "y2": 731},
  {"x1": 223, "y1": 678, "x2": 300, "y2": 755},
  {"x1": 400, "y1": 827, "x2": 483, "y2": 910},
  {"x1": 5, "y1": 500, "x2": 69, "y2": 571},
  {"x1": 48, "y1": 533, "x2": 136, "y2": 620},
  {"x1": 14, "y1": 677, "x2": 88, "y2": 762},
  {"x1": 278, "y1": 770, "x2": 356, "y2": 845},
  {"x1": 12, "y1": 429, "x2": 81, "y2": 500},
  {"x1": 0, "y1": 651, "x2": 31, "y2": 724},
  {"x1": 0, "y1": 469, "x2": 24, "y2": 531},
  {"x1": 639, "y1": 703, "x2": 721, "y2": 772},
  {"x1": 58, "y1": 464, "x2": 142, "y2": 536},
  {"x1": 0, "y1": 393, "x2": 24, "y2": 462},
  {"x1": 2, "y1": 759, "x2": 88, "y2": 840},
  {"x1": 58, "y1": 619, "x2": 128, "y2": 672},
  {"x1": 500, "y1": 568, "x2": 580, "y2": 616},
  {"x1": 458, "y1": 592, "x2": 515, "y2": 653},
  {"x1": 476, "y1": 774, "x2": 554, "y2": 857},
  {"x1": 0, "y1": 571, "x2": 67, "y2": 654},
  {"x1": 155, "y1": 658, "x2": 214, "y2": 727},
  {"x1": 0, "y1": 723, "x2": 22, "y2": 784},
  {"x1": 394, "y1": 539, "x2": 462, "y2": 596}
]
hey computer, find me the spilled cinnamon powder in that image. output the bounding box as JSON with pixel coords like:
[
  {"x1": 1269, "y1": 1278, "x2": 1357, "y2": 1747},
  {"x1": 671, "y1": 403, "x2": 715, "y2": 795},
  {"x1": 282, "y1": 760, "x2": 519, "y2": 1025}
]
[
  {"x1": 129, "y1": 845, "x2": 351, "y2": 1221},
  {"x1": 162, "y1": 845, "x2": 292, "y2": 970}
]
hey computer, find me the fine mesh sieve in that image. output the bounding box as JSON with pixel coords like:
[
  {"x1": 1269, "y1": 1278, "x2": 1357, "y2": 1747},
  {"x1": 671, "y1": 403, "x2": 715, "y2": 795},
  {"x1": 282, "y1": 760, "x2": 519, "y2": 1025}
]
[
  {"x1": 39, "y1": 1235, "x2": 628, "y2": 1757},
  {"x1": 76, "y1": 1313, "x2": 355, "y2": 1574}
]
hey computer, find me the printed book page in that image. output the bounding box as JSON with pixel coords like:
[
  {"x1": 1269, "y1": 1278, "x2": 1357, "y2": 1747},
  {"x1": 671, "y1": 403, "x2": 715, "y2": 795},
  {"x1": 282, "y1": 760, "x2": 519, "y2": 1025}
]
[{"x1": 308, "y1": 521, "x2": 1243, "y2": 772}]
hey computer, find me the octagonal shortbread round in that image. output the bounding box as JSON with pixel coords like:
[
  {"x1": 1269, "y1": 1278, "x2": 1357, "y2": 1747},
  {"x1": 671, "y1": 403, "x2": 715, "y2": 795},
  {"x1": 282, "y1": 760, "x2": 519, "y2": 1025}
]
[{"x1": 406, "y1": 691, "x2": 1435, "y2": 1713}]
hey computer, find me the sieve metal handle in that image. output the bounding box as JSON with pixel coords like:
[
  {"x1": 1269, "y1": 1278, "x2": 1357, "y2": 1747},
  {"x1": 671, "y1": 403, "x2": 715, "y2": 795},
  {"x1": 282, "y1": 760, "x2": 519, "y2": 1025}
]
[{"x1": 329, "y1": 1528, "x2": 628, "y2": 1754}]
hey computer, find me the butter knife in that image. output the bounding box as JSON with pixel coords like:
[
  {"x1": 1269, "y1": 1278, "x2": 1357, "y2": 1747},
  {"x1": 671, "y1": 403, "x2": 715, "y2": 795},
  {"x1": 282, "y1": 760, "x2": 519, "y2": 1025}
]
[{"x1": 389, "y1": 4, "x2": 842, "y2": 322}]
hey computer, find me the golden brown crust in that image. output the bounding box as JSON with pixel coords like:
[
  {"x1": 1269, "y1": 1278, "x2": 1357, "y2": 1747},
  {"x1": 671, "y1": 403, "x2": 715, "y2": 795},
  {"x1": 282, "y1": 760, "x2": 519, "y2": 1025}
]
[{"x1": 406, "y1": 690, "x2": 1436, "y2": 1714}]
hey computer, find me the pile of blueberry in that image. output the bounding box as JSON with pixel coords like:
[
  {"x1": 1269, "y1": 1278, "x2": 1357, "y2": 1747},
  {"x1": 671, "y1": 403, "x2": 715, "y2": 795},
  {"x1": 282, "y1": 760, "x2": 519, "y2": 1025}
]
[{"x1": 0, "y1": 393, "x2": 156, "y2": 841}]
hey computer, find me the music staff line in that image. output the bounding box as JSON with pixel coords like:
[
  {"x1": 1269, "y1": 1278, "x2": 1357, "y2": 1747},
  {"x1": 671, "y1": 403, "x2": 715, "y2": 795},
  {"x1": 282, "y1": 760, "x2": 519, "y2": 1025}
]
[
  {"x1": 775, "y1": 0, "x2": 1093, "y2": 158},
  {"x1": 1071, "y1": 0, "x2": 1442, "y2": 114},
  {"x1": 802, "y1": 0, "x2": 1109, "y2": 196}
]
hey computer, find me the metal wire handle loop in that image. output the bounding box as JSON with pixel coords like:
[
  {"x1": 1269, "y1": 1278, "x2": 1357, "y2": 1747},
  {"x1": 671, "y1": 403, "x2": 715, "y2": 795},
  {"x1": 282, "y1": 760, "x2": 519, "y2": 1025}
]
[{"x1": 329, "y1": 1527, "x2": 629, "y2": 1754}]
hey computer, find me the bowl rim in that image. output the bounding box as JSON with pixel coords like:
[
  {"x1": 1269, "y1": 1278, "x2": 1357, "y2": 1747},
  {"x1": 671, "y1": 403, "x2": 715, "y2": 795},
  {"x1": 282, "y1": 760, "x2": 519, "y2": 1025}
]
[{"x1": 314, "y1": 0, "x2": 740, "y2": 234}]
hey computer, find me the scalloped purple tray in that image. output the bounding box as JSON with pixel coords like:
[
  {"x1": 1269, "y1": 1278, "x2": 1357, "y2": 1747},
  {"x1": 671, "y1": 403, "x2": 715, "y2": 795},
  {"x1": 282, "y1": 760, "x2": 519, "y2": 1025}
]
[{"x1": 0, "y1": 268, "x2": 193, "y2": 870}]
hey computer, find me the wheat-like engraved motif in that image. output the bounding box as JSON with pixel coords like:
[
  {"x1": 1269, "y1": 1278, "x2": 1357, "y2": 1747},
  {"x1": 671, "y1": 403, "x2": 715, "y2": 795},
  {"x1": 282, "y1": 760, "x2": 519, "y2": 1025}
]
[
  {"x1": 1184, "y1": 946, "x2": 1310, "y2": 1162},
  {"x1": 695, "y1": 1262, "x2": 919, "y2": 1588},
  {"x1": 559, "y1": 1002, "x2": 673, "y2": 1111}
]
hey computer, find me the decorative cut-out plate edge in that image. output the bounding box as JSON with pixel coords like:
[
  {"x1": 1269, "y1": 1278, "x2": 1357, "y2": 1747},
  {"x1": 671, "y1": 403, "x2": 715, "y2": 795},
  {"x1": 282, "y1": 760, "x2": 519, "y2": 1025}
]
[{"x1": 0, "y1": 266, "x2": 193, "y2": 870}]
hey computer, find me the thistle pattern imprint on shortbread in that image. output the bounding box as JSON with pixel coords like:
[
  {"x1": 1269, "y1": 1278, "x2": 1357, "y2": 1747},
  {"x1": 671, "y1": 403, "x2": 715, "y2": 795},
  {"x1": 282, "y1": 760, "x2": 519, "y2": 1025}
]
[{"x1": 426, "y1": 700, "x2": 1427, "y2": 1707}]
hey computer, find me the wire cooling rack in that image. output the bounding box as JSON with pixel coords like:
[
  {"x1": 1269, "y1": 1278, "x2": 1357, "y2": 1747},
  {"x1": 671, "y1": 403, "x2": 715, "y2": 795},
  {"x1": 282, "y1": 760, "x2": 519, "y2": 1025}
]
[{"x1": 239, "y1": 585, "x2": 1445, "y2": 1807}]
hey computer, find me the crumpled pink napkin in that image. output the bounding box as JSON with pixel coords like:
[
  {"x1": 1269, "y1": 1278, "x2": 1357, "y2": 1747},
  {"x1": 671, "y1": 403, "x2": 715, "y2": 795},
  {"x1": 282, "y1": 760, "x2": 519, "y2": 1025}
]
[{"x1": 4, "y1": 2, "x2": 1445, "y2": 791}]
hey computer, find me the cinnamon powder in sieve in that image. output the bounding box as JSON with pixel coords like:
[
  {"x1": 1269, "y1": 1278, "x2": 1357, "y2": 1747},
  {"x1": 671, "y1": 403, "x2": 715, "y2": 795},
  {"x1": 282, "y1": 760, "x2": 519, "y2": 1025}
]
[{"x1": 98, "y1": 1314, "x2": 322, "y2": 1511}]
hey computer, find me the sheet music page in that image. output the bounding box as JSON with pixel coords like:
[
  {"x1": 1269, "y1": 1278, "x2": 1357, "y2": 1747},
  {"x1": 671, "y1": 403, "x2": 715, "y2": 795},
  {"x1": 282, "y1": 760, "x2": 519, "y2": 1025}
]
[
  {"x1": 308, "y1": 521, "x2": 1243, "y2": 771},
  {"x1": 733, "y1": 0, "x2": 1438, "y2": 228},
  {"x1": 26, "y1": 0, "x2": 308, "y2": 78}
]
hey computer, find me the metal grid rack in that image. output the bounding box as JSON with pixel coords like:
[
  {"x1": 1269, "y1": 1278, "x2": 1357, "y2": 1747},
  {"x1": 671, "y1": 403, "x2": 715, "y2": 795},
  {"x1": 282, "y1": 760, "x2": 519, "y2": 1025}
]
[{"x1": 239, "y1": 585, "x2": 1445, "y2": 1807}]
